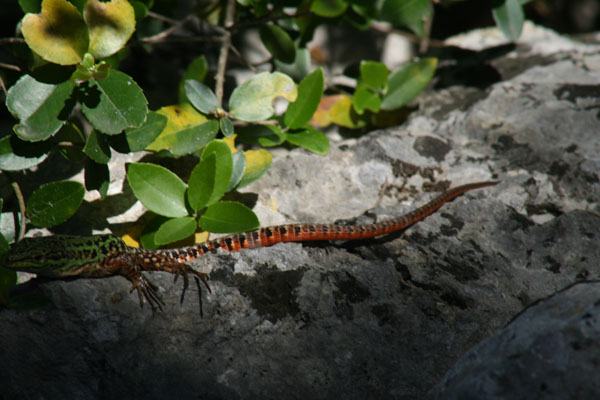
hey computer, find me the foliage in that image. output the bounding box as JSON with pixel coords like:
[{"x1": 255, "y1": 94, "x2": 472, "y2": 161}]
[{"x1": 0, "y1": 0, "x2": 528, "y2": 255}]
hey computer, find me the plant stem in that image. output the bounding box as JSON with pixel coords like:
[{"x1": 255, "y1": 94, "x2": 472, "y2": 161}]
[
  {"x1": 3, "y1": 172, "x2": 26, "y2": 241},
  {"x1": 215, "y1": 0, "x2": 236, "y2": 108}
]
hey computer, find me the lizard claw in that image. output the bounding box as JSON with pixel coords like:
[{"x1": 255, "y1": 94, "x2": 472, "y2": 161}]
[
  {"x1": 168, "y1": 264, "x2": 211, "y2": 315},
  {"x1": 123, "y1": 268, "x2": 165, "y2": 312}
]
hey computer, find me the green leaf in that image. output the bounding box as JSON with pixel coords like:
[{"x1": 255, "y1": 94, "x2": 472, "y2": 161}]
[
  {"x1": 70, "y1": 54, "x2": 110, "y2": 84},
  {"x1": 286, "y1": 128, "x2": 329, "y2": 155},
  {"x1": 220, "y1": 117, "x2": 234, "y2": 137},
  {"x1": 379, "y1": 0, "x2": 431, "y2": 37},
  {"x1": 83, "y1": 130, "x2": 111, "y2": 164},
  {"x1": 171, "y1": 120, "x2": 219, "y2": 156},
  {"x1": 124, "y1": 111, "x2": 168, "y2": 152},
  {"x1": 66, "y1": 0, "x2": 86, "y2": 14},
  {"x1": 236, "y1": 125, "x2": 286, "y2": 147},
  {"x1": 198, "y1": 201, "x2": 259, "y2": 233},
  {"x1": 21, "y1": 0, "x2": 89, "y2": 65},
  {"x1": 237, "y1": 149, "x2": 272, "y2": 188},
  {"x1": 81, "y1": 70, "x2": 148, "y2": 135},
  {"x1": 0, "y1": 135, "x2": 48, "y2": 171},
  {"x1": 0, "y1": 209, "x2": 17, "y2": 244},
  {"x1": 227, "y1": 152, "x2": 246, "y2": 192},
  {"x1": 492, "y1": 0, "x2": 525, "y2": 41},
  {"x1": 55, "y1": 123, "x2": 85, "y2": 161},
  {"x1": 352, "y1": 85, "x2": 381, "y2": 114},
  {"x1": 139, "y1": 215, "x2": 170, "y2": 250},
  {"x1": 154, "y1": 216, "x2": 197, "y2": 245},
  {"x1": 26, "y1": 181, "x2": 85, "y2": 227},
  {"x1": 84, "y1": 159, "x2": 110, "y2": 198},
  {"x1": 381, "y1": 57, "x2": 437, "y2": 111},
  {"x1": 126, "y1": 163, "x2": 188, "y2": 218},
  {"x1": 70, "y1": 53, "x2": 95, "y2": 84},
  {"x1": 187, "y1": 153, "x2": 216, "y2": 211},
  {"x1": 284, "y1": 67, "x2": 324, "y2": 129},
  {"x1": 201, "y1": 140, "x2": 233, "y2": 204},
  {"x1": 130, "y1": 0, "x2": 148, "y2": 21},
  {"x1": 84, "y1": 0, "x2": 136, "y2": 59},
  {"x1": 185, "y1": 80, "x2": 219, "y2": 114},
  {"x1": 275, "y1": 47, "x2": 312, "y2": 82},
  {"x1": 310, "y1": 0, "x2": 348, "y2": 17},
  {"x1": 18, "y1": 0, "x2": 41, "y2": 14},
  {"x1": 229, "y1": 72, "x2": 297, "y2": 122},
  {"x1": 360, "y1": 61, "x2": 389, "y2": 90},
  {"x1": 258, "y1": 24, "x2": 296, "y2": 64},
  {"x1": 178, "y1": 56, "x2": 208, "y2": 103},
  {"x1": 6, "y1": 75, "x2": 75, "y2": 142}
]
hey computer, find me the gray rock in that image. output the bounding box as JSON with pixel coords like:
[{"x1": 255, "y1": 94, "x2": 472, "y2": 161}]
[
  {"x1": 431, "y1": 281, "x2": 600, "y2": 400},
  {"x1": 1, "y1": 23, "x2": 600, "y2": 399}
]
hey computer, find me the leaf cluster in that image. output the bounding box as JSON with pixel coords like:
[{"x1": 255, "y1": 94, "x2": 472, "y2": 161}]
[{"x1": 0, "y1": 0, "x2": 529, "y2": 271}]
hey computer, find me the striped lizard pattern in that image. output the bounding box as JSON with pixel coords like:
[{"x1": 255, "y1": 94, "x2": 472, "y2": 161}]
[{"x1": 3, "y1": 181, "x2": 497, "y2": 312}]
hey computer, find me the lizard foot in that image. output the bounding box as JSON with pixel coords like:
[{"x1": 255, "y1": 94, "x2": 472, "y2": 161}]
[
  {"x1": 169, "y1": 264, "x2": 211, "y2": 315},
  {"x1": 123, "y1": 269, "x2": 165, "y2": 312}
]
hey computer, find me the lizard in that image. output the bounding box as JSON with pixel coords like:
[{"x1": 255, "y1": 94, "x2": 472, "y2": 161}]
[{"x1": 1, "y1": 181, "x2": 498, "y2": 312}]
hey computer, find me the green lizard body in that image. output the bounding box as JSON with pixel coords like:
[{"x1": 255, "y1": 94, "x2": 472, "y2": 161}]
[{"x1": 1, "y1": 181, "x2": 497, "y2": 312}]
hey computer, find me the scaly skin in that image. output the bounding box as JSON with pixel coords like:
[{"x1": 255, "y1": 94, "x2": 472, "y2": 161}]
[{"x1": 2, "y1": 181, "x2": 498, "y2": 311}]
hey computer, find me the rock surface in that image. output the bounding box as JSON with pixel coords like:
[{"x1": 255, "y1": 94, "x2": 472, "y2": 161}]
[
  {"x1": 1, "y1": 23, "x2": 599, "y2": 399},
  {"x1": 431, "y1": 281, "x2": 600, "y2": 400}
]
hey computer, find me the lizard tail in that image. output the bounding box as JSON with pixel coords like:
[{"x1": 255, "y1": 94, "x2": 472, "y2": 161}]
[{"x1": 174, "y1": 180, "x2": 499, "y2": 258}]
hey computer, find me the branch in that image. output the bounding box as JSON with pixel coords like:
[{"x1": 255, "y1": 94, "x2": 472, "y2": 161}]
[
  {"x1": 3, "y1": 172, "x2": 26, "y2": 242},
  {"x1": 215, "y1": 0, "x2": 236, "y2": 107},
  {"x1": 0, "y1": 62, "x2": 22, "y2": 72},
  {"x1": 229, "y1": 10, "x2": 310, "y2": 32},
  {"x1": 370, "y1": 22, "x2": 445, "y2": 49},
  {"x1": 140, "y1": 14, "x2": 194, "y2": 44},
  {"x1": 146, "y1": 11, "x2": 180, "y2": 26},
  {"x1": 0, "y1": 37, "x2": 25, "y2": 45}
]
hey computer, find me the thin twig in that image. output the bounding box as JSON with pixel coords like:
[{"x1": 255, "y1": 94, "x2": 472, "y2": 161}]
[
  {"x1": 146, "y1": 11, "x2": 180, "y2": 25},
  {"x1": 0, "y1": 62, "x2": 22, "y2": 72},
  {"x1": 370, "y1": 23, "x2": 445, "y2": 48},
  {"x1": 136, "y1": 36, "x2": 223, "y2": 45},
  {"x1": 7, "y1": 177, "x2": 26, "y2": 242},
  {"x1": 229, "y1": 43, "x2": 258, "y2": 73},
  {"x1": 215, "y1": 0, "x2": 236, "y2": 107},
  {"x1": 140, "y1": 15, "x2": 195, "y2": 43},
  {"x1": 232, "y1": 119, "x2": 278, "y2": 127},
  {"x1": 0, "y1": 75, "x2": 8, "y2": 97},
  {"x1": 0, "y1": 37, "x2": 25, "y2": 45},
  {"x1": 418, "y1": 1, "x2": 434, "y2": 54},
  {"x1": 229, "y1": 10, "x2": 310, "y2": 32}
]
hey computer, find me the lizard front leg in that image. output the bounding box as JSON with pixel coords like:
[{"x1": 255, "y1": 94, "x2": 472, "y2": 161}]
[
  {"x1": 111, "y1": 255, "x2": 165, "y2": 312},
  {"x1": 127, "y1": 248, "x2": 211, "y2": 314}
]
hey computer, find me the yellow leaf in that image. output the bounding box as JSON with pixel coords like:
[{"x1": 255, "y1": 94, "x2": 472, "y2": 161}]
[
  {"x1": 329, "y1": 95, "x2": 362, "y2": 128},
  {"x1": 122, "y1": 224, "x2": 144, "y2": 247},
  {"x1": 238, "y1": 149, "x2": 272, "y2": 188},
  {"x1": 311, "y1": 95, "x2": 363, "y2": 129},
  {"x1": 194, "y1": 231, "x2": 210, "y2": 244},
  {"x1": 122, "y1": 233, "x2": 140, "y2": 247},
  {"x1": 21, "y1": 0, "x2": 89, "y2": 65},
  {"x1": 223, "y1": 134, "x2": 237, "y2": 153},
  {"x1": 147, "y1": 103, "x2": 208, "y2": 152},
  {"x1": 311, "y1": 95, "x2": 342, "y2": 127},
  {"x1": 84, "y1": 0, "x2": 136, "y2": 59}
]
